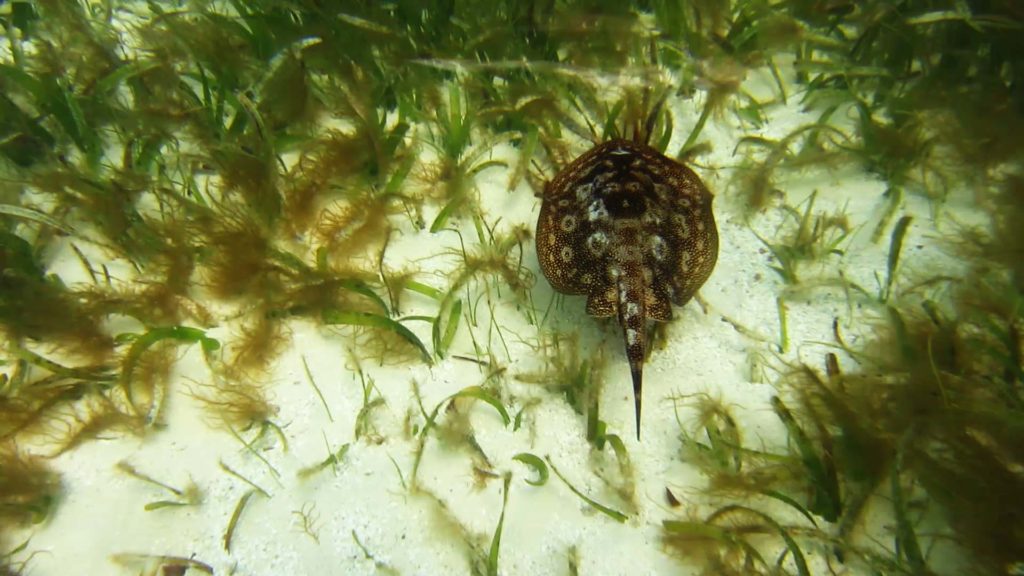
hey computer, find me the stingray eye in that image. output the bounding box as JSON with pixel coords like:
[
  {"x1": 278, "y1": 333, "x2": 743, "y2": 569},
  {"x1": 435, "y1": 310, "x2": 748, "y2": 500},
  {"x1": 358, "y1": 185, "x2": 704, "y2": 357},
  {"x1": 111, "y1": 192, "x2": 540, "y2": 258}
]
[{"x1": 603, "y1": 190, "x2": 646, "y2": 219}]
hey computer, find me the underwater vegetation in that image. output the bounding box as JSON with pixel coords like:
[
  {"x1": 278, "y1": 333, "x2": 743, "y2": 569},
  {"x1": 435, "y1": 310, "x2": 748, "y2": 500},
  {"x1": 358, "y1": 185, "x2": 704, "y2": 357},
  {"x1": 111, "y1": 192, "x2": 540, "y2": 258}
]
[
  {"x1": 0, "y1": 0, "x2": 1022, "y2": 574},
  {"x1": 669, "y1": 258, "x2": 1024, "y2": 574}
]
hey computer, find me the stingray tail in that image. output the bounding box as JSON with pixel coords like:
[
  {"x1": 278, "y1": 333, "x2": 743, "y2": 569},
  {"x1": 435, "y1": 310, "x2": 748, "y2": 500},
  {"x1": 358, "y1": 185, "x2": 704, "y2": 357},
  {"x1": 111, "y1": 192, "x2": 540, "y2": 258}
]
[
  {"x1": 629, "y1": 358, "x2": 643, "y2": 440},
  {"x1": 617, "y1": 272, "x2": 647, "y2": 440}
]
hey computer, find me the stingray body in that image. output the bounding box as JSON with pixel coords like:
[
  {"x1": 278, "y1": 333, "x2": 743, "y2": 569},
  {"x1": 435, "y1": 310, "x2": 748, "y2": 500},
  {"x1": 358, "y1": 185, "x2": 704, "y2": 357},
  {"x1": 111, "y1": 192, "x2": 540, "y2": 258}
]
[{"x1": 536, "y1": 138, "x2": 718, "y2": 439}]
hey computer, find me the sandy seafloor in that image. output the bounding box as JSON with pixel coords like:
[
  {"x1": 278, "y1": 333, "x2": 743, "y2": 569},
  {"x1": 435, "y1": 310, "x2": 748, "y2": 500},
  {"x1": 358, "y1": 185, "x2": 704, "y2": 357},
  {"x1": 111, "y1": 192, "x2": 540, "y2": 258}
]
[{"x1": 3, "y1": 14, "x2": 991, "y2": 576}]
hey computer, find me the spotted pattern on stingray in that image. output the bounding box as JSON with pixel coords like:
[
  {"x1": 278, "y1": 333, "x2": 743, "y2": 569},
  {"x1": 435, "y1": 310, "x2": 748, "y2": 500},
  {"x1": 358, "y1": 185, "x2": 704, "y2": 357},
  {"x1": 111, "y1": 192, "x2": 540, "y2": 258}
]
[{"x1": 536, "y1": 138, "x2": 718, "y2": 439}]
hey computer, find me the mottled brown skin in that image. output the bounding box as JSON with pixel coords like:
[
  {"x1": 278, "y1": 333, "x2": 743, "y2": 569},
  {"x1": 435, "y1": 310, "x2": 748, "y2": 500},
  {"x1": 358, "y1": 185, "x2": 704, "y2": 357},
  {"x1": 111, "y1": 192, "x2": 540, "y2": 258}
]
[{"x1": 536, "y1": 138, "x2": 718, "y2": 439}]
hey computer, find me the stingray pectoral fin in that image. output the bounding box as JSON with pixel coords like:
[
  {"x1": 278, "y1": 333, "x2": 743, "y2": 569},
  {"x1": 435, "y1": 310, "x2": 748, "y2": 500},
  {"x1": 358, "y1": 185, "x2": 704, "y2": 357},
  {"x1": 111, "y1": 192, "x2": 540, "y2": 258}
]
[
  {"x1": 646, "y1": 291, "x2": 673, "y2": 322},
  {"x1": 586, "y1": 290, "x2": 616, "y2": 318}
]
